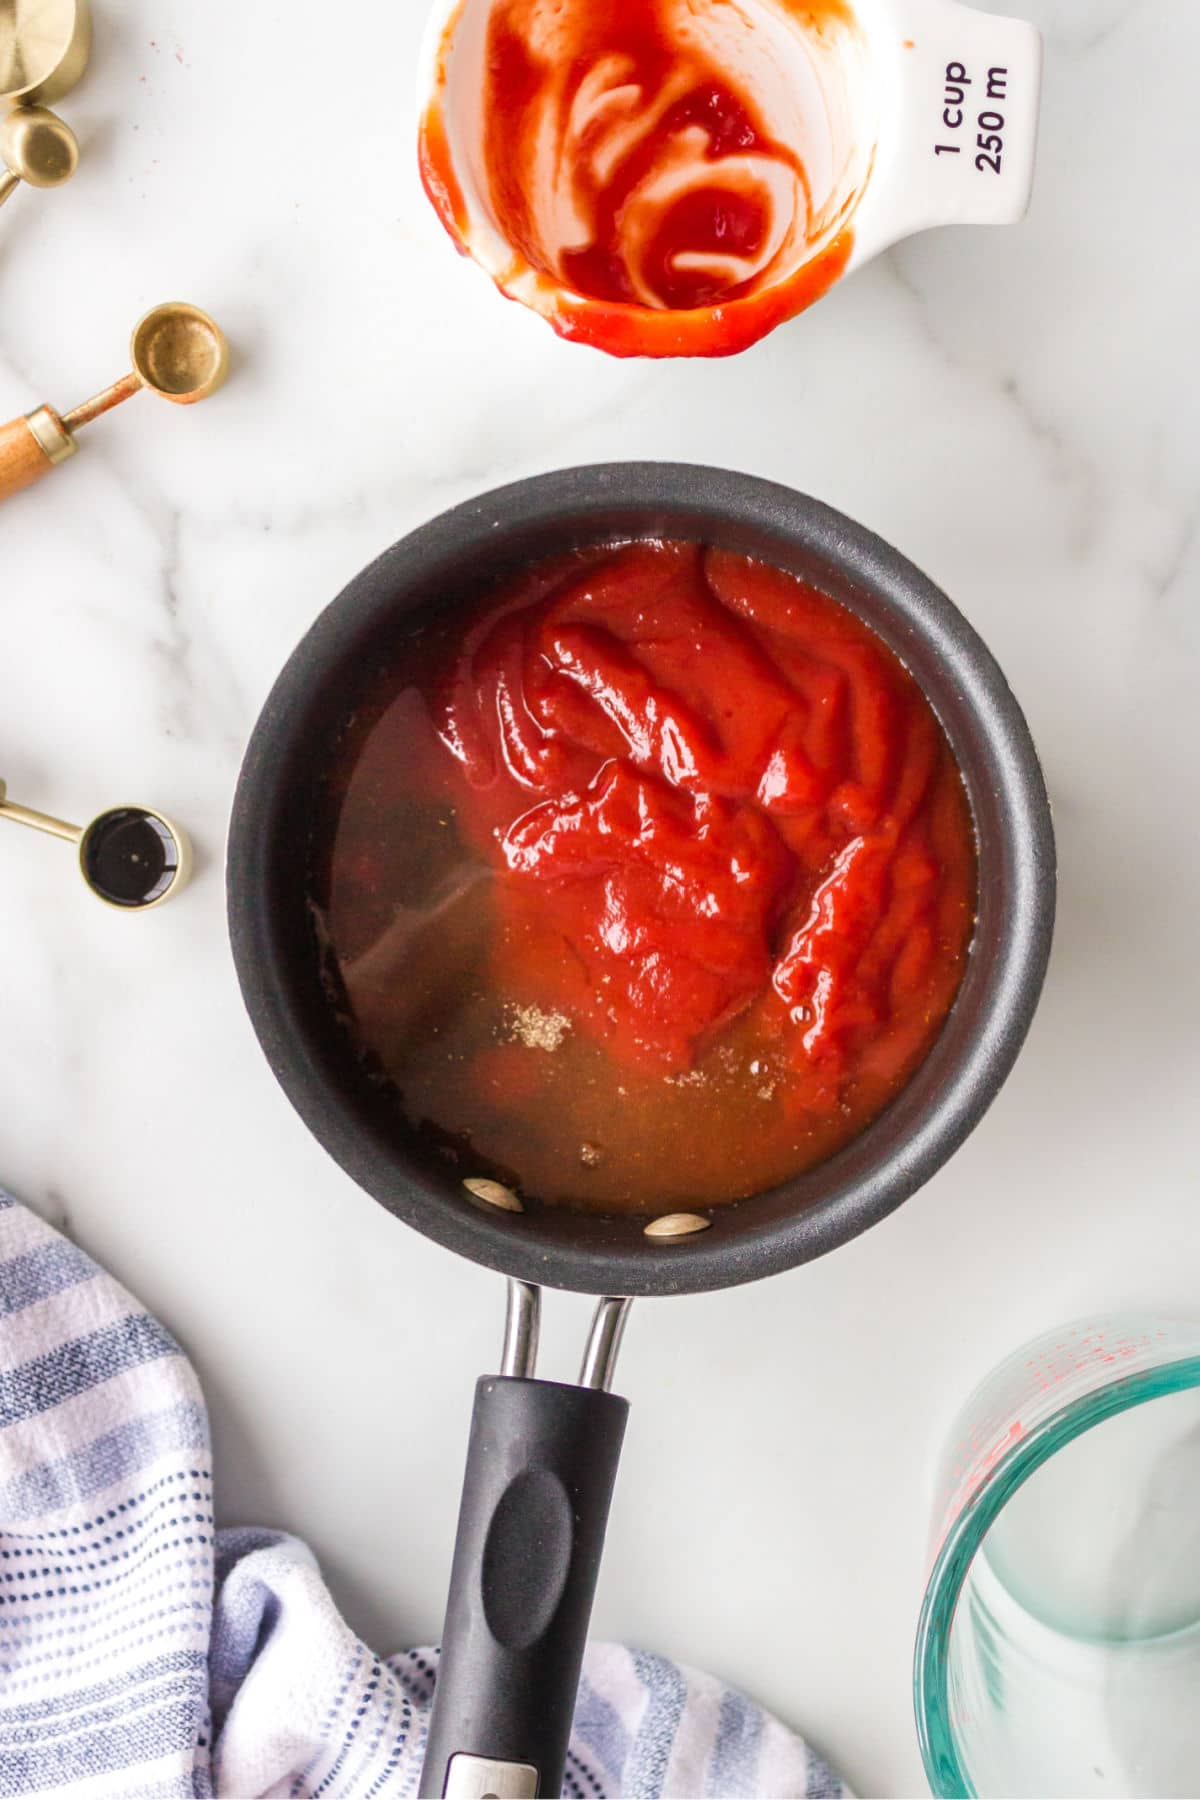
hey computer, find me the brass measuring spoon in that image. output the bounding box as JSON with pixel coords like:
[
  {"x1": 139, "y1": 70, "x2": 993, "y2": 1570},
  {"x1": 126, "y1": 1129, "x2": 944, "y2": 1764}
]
[
  {"x1": 1, "y1": 0, "x2": 90, "y2": 209},
  {"x1": 0, "y1": 301, "x2": 229, "y2": 501},
  {"x1": 0, "y1": 103, "x2": 78, "y2": 208},
  {"x1": 1, "y1": 0, "x2": 91, "y2": 105},
  {"x1": 0, "y1": 779, "x2": 191, "y2": 909}
]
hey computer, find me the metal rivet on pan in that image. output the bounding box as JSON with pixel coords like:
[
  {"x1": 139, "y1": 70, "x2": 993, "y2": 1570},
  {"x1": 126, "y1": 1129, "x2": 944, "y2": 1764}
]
[
  {"x1": 643, "y1": 1211, "x2": 711, "y2": 1238},
  {"x1": 463, "y1": 1177, "x2": 524, "y2": 1213}
]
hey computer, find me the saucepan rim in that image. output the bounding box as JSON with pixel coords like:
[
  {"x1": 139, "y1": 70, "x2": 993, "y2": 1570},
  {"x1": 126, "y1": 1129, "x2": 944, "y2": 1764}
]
[{"x1": 226, "y1": 462, "x2": 1055, "y2": 1298}]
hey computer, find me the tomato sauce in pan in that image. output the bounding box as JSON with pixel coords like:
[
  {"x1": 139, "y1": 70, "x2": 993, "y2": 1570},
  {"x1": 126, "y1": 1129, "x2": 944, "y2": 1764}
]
[{"x1": 315, "y1": 541, "x2": 976, "y2": 1214}]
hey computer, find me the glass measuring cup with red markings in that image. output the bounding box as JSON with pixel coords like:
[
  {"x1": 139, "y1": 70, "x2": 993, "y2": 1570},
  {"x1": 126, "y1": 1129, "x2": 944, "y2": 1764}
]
[{"x1": 917, "y1": 1316, "x2": 1200, "y2": 1797}]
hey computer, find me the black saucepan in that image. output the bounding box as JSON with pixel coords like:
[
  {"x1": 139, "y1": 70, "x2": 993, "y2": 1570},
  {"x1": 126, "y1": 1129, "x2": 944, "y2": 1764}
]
[{"x1": 226, "y1": 464, "x2": 1055, "y2": 1800}]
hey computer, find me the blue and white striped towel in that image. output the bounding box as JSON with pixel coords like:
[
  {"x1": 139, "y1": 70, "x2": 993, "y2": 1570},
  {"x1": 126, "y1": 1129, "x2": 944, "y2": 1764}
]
[{"x1": 0, "y1": 1190, "x2": 847, "y2": 1799}]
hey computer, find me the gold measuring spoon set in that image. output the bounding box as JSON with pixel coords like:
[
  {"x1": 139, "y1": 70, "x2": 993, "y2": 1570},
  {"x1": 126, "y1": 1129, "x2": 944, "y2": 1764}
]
[
  {"x1": 0, "y1": 0, "x2": 87, "y2": 208},
  {"x1": 2, "y1": 1, "x2": 226, "y2": 899},
  {"x1": 1, "y1": 0, "x2": 230, "y2": 500}
]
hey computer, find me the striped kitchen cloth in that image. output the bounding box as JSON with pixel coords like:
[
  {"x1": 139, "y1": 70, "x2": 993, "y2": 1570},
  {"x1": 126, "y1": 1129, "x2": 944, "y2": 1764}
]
[{"x1": 0, "y1": 1190, "x2": 847, "y2": 1799}]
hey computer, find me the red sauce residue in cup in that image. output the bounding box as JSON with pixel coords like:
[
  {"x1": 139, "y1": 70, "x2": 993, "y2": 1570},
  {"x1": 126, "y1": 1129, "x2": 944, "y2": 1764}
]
[
  {"x1": 418, "y1": 0, "x2": 865, "y2": 357},
  {"x1": 417, "y1": 95, "x2": 469, "y2": 241},
  {"x1": 320, "y1": 541, "x2": 976, "y2": 1213}
]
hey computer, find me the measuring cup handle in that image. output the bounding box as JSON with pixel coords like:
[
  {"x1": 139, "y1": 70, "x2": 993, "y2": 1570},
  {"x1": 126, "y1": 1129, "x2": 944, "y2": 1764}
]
[
  {"x1": 0, "y1": 407, "x2": 76, "y2": 501},
  {"x1": 851, "y1": 0, "x2": 1042, "y2": 265}
]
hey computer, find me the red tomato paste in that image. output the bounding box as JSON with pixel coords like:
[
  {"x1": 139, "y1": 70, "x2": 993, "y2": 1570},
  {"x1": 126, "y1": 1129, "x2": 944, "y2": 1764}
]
[
  {"x1": 321, "y1": 541, "x2": 975, "y2": 1213},
  {"x1": 418, "y1": 0, "x2": 864, "y2": 357}
]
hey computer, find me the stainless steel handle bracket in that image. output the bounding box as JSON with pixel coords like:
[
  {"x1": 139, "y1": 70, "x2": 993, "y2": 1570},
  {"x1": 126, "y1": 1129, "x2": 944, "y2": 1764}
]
[
  {"x1": 498, "y1": 1280, "x2": 631, "y2": 1391},
  {"x1": 443, "y1": 1752, "x2": 539, "y2": 1798}
]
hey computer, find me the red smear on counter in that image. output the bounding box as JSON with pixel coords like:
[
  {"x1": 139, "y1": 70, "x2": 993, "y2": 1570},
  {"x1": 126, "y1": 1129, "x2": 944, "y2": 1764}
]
[
  {"x1": 321, "y1": 541, "x2": 975, "y2": 1212},
  {"x1": 417, "y1": 0, "x2": 864, "y2": 357}
]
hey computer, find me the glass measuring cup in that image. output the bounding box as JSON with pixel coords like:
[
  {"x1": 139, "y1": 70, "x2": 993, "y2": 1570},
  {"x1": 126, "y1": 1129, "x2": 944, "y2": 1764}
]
[{"x1": 915, "y1": 1316, "x2": 1200, "y2": 1798}]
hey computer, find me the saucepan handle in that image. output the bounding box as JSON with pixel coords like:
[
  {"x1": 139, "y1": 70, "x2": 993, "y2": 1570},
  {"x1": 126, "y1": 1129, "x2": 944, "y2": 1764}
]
[{"x1": 419, "y1": 1292, "x2": 631, "y2": 1800}]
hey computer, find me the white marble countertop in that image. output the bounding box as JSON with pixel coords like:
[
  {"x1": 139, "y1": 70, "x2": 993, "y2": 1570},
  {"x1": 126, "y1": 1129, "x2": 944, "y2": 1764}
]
[{"x1": 3, "y1": 2, "x2": 1198, "y2": 1793}]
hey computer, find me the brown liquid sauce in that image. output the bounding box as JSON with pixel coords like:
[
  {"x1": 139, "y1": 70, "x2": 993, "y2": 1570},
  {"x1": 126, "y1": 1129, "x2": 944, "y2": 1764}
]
[{"x1": 313, "y1": 542, "x2": 976, "y2": 1216}]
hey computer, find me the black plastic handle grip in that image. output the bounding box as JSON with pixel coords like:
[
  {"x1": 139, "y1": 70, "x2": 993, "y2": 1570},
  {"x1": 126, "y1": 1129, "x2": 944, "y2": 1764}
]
[{"x1": 419, "y1": 1374, "x2": 629, "y2": 1798}]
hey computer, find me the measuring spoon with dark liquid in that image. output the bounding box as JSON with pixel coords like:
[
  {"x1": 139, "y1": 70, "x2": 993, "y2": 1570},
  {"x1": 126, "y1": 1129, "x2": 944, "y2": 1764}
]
[{"x1": 0, "y1": 778, "x2": 191, "y2": 908}]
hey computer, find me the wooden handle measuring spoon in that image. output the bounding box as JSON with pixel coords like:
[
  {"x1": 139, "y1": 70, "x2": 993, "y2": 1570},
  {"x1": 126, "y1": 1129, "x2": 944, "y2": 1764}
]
[{"x1": 0, "y1": 300, "x2": 229, "y2": 501}]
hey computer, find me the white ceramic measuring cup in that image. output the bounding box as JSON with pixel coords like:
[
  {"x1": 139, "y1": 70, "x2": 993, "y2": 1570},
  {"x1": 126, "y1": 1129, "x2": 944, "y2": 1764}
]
[{"x1": 417, "y1": 0, "x2": 1042, "y2": 357}]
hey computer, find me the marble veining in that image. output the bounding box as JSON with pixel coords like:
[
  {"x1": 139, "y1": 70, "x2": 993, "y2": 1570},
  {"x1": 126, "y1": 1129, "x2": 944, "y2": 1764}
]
[{"x1": 2, "y1": 3, "x2": 1198, "y2": 1793}]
